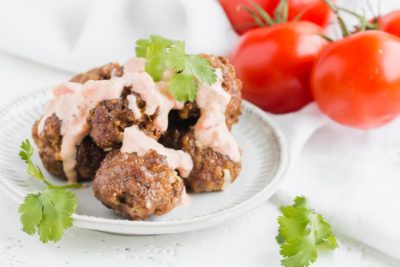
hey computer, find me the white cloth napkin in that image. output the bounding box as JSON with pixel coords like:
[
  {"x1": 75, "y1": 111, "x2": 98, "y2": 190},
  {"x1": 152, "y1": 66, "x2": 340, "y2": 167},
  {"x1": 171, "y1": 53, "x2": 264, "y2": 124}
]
[
  {"x1": 1, "y1": 0, "x2": 400, "y2": 261},
  {"x1": 0, "y1": 0, "x2": 238, "y2": 72},
  {"x1": 270, "y1": 104, "x2": 400, "y2": 259}
]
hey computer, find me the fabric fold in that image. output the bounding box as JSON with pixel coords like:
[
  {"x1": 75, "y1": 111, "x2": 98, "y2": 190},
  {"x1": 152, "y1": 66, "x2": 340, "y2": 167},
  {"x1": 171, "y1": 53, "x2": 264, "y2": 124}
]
[
  {"x1": 0, "y1": 0, "x2": 238, "y2": 72},
  {"x1": 271, "y1": 103, "x2": 400, "y2": 259}
]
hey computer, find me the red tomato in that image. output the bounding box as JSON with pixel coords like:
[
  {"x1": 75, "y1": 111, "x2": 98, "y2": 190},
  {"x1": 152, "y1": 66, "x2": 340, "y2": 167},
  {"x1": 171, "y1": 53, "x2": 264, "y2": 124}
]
[
  {"x1": 230, "y1": 21, "x2": 328, "y2": 113},
  {"x1": 377, "y1": 10, "x2": 400, "y2": 37},
  {"x1": 218, "y1": 0, "x2": 276, "y2": 34},
  {"x1": 311, "y1": 31, "x2": 400, "y2": 129},
  {"x1": 285, "y1": 0, "x2": 333, "y2": 28},
  {"x1": 219, "y1": 0, "x2": 332, "y2": 34}
]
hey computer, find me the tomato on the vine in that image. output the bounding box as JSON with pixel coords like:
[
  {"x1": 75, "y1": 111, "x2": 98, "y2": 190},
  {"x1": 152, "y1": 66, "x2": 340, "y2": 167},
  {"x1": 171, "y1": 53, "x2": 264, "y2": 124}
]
[
  {"x1": 281, "y1": 0, "x2": 333, "y2": 28},
  {"x1": 219, "y1": 0, "x2": 332, "y2": 34},
  {"x1": 230, "y1": 21, "x2": 328, "y2": 113},
  {"x1": 218, "y1": 0, "x2": 276, "y2": 34},
  {"x1": 376, "y1": 10, "x2": 400, "y2": 37},
  {"x1": 311, "y1": 31, "x2": 400, "y2": 129}
]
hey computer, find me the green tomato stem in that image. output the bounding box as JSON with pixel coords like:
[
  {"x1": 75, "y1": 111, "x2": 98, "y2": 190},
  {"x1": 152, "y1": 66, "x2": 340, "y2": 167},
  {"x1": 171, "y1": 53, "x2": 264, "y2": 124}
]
[
  {"x1": 323, "y1": 0, "x2": 379, "y2": 36},
  {"x1": 248, "y1": 0, "x2": 275, "y2": 26}
]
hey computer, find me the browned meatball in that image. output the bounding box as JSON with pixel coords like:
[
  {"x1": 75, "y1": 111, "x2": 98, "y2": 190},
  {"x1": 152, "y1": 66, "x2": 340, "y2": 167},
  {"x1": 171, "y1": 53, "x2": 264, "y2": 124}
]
[
  {"x1": 93, "y1": 150, "x2": 185, "y2": 220},
  {"x1": 31, "y1": 63, "x2": 136, "y2": 181},
  {"x1": 76, "y1": 137, "x2": 106, "y2": 180},
  {"x1": 70, "y1": 63, "x2": 123, "y2": 84},
  {"x1": 205, "y1": 54, "x2": 242, "y2": 128},
  {"x1": 32, "y1": 114, "x2": 64, "y2": 177},
  {"x1": 175, "y1": 55, "x2": 242, "y2": 129},
  {"x1": 32, "y1": 115, "x2": 106, "y2": 181},
  {"x1": 159, "y1": 125, "x2": 186, "y2": 150},
  {"x1": 85, "y1": 55, "x2": 241, "y2": 152},
  {"x1": 87, "y1": 92, "x2": 161, "y2": 150},
  {"x1": 160, "y1": 56, "x2": 242, "y2": 192},
  {"x1": 175, "y1": 130, "x2": 241, "y2": 193},
  {"x1": 87, "y1": 98, "x2": 137, "y2": 150}
]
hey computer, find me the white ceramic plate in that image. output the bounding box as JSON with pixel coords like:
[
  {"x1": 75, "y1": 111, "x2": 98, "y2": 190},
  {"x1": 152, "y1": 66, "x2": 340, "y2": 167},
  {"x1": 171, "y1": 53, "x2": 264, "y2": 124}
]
[{"x1": 0, "y1": 88, "x2": 289, "y2": 235}]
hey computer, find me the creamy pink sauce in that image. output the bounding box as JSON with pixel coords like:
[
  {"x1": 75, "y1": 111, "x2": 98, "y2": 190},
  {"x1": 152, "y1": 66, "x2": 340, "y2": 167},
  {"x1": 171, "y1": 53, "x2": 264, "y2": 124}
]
[
  {"x1": 194, "y1": 70, "x2": 241, "y2": 162},
  {"x1": 119, "y1": 74, "x2": 183, "y2": 131},
  {"x1": 38, "y1": 58, "x2": 187, "y2": 183},
  {"x1": 120, "y1": 58, "x2": 183, "y2": 131},
  {"x1": 123, "y1": 57, "x2": 146, "y2": 73},
  {"x1": 127, "y1": 95, "x2": 141, "y2": 119},
  {"x1": 38, "y1": 80, "x2": 126, "y2": 183},
  {"x1": 38, "y1": 57, "x2": 240, "y2": 185},
  {"x1": 120, "y1": 125, "x2": 193, "y2": 177}
]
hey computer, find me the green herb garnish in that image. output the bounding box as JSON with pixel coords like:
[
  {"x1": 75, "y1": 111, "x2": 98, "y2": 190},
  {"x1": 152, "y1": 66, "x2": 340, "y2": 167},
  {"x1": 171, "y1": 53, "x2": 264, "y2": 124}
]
[
  {"x1": 18, "y1": 140, "x2": 81, "y2": 243},
  {"x1": 135, "y1": 35, "x2": 217, "y2": 102},
  {"x1": 277, "y1": 196, "x2": 338, "y2": 267}
]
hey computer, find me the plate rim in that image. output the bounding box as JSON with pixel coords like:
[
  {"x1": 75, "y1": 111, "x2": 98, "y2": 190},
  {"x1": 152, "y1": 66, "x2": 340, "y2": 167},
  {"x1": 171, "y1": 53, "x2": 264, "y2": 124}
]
[{"x1": 0, "y1": 87, "x2": 290, "y2": 234}]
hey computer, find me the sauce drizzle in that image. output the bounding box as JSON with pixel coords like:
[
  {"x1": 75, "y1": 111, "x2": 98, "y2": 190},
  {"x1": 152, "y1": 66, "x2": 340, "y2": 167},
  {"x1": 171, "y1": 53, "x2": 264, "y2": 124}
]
[
  {"x1": 38, "y1": 58, "x2": 240, "y2": 184},
  {"x1": 38, "y1": 80, "x2": 125, "y2": 183},
  {"x1": 194, "y1": 70, "x2": 241, "y2": 162},
  {"x1": 121, "y1": 125, "x2": 193, "y2": 177},
  {"x1": 38, "y1": 58, "x2": 188, "y2": 182}
]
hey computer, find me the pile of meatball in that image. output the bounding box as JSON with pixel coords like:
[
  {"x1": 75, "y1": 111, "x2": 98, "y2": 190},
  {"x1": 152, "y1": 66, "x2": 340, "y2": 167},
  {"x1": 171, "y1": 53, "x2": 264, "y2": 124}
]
[{"x1": 32, "y1": 55, "x2": 242, "y2": 220}]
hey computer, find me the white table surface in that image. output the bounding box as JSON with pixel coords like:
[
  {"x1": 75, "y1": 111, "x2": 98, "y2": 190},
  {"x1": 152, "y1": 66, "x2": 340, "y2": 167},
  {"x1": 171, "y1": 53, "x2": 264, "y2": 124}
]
[{"x1": 0, "y1": 51, "x2": 397, "y2": 267}]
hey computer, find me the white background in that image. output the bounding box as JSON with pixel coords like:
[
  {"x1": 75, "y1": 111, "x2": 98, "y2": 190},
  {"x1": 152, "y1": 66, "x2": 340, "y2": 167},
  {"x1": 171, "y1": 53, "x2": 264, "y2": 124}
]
[{"x1": 1, "y1": 0, "x2": 400, "y2": 266}]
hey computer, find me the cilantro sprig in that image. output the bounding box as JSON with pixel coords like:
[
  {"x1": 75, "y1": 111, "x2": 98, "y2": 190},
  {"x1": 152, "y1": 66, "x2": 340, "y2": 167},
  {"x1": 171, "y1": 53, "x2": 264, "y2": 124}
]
[
  {"x1": 18, "y1": 140, "x2": 81, "y2": 243},
  {"x1": 135, "y1": 35, "x2": 217, "y2": 102},
  {"x1": 277, "y1": 196, "x2": 338, "y2": 267}
]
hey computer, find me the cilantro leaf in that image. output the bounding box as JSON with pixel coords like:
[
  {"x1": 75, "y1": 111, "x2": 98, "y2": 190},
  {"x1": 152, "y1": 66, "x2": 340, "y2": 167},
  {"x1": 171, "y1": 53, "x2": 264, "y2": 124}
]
[
  {"x1": 281, "y1": 238, "x2": 318, "y2": 267},
  {"x1": 135, "y1": 38, "x2": 150, "y2": 58},
  {"x1": 19, "y1": 139, "x2": 47, "y2": 184},
  {"x1": 18, "y1": 140, "x2": 81, "y2": 243},
  {"x1": 277, "y1": 196, "x2": 337, "y2": 267},
  {"x1": 135, "y1": 35, "x2": 174, "y2": 81},
  {"x1": 168, "y1": 73, "x2": 197, "y2": 102},
  {"x1": 38, "y1": 189, "x2": 77, "y2": 243},
  {"x1": 281, "y1": 237, "x2": 317, "y2": 267},
  {"x1": 135, "y1": 35, "x2": 217, "y2": 102},
  {"x1": 165, "y1": 40, "x2": 186, "y2": 72},
  {"x1": 185, "y1": 55, "x2": 217, "y2": 85},
  {"x1": 18, "y1": 193, "x2": 43, "y2": 235},
  {"x1": 19, "y1": 189, "x2": 77, "y2": 243},
  {"x1": 19, "y1": 139, "x2": 33, "y2": 163}
]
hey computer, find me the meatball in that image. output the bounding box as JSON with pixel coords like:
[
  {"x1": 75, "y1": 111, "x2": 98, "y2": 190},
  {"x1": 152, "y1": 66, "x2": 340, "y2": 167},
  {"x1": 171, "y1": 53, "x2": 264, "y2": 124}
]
[
  {"x1": 205, "y1": 54, "x2": 242, "y2": 128},
  {"x1": 175, "y1": 55, "x2": 242, "y2": 129},
  {"x1": 87, "y1": 92, "x2": 161, "y2": 150},
  {"x1": 159, "y1": 55, "x2": 242, "y2": 193},
  {"x1": 76, "y1": 136, "x2": 107, "y2": 180},
  {"x1": 170, "y1": 130, "x2": 241, "y2": 193},
  {"x1": 32, "y1": 115, "x2": 106, "y2": 181},
  {"x1": 32, "y1": 114, "x2": 64, "y2": 177},
  {"x1": 158, "y1": 124, "x2": 186, "y2": 151},
  {"x1": 93, "y1": 150, "x2": 185, "y2": 220},
  {"x1": 31, "y1": 63, "x2": 123, "y2": 181},
  {"x1": 70, "y1": 63, "x2": 123, "y2": 84}
]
